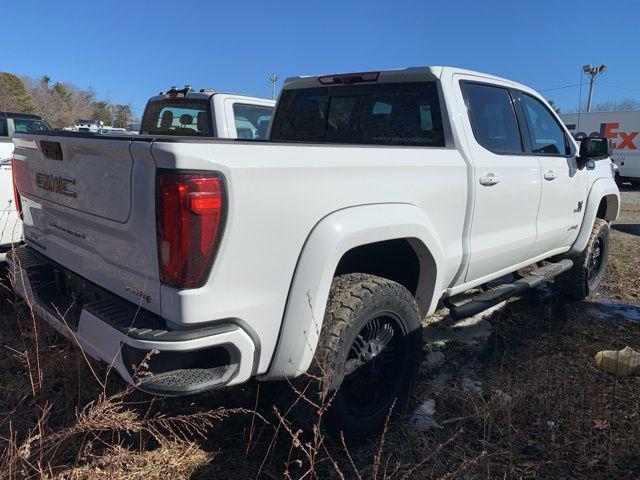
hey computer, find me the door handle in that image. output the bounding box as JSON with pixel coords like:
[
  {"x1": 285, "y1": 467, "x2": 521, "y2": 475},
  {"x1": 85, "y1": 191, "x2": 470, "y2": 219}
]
[
  {"x1": 544, "y1": 170, "x2": 557, "y2": 181},
  {"x1": 479, "y1": 174, "x2": 500, "y2": 186}
]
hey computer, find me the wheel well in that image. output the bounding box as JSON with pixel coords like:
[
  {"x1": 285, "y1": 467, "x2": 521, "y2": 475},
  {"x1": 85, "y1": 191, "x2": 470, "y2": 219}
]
[
  {"x1": 334, "y1": 238, "x2": 436, "y2": 312},
  {"x1": 596, "y1": 195, "x2": 619, "y2": 221}
]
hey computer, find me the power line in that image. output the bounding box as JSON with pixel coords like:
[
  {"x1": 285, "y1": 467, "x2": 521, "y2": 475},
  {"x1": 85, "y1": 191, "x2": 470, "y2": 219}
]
[
  {"x1": 539, "y1": 81, "x2": 640, "y2": 95},
  {"x1": 599, "y1": 82, "x2": 640, "y2": 94},
  {"x1": 538, "y1": 83, "x2": 582, "y2": 92}
]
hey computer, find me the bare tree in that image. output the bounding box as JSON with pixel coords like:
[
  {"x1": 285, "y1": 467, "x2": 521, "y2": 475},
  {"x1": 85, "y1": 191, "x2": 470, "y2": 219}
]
[{"x1": 594, "y1": 98, "x2": 640, "y2": 112}]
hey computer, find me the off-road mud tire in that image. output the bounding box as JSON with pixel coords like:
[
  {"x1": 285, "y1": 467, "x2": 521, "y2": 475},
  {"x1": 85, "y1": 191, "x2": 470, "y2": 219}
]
[
  {"x1": 556, "y1": 218, "x2": 610, "y2": 300},
  {"x1": 315, "y1": 273, "x2": 422, "y2": 440}
]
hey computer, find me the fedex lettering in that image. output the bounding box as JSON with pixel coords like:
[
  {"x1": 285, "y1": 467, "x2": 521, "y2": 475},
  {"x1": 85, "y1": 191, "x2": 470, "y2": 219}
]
[{"x1": 565, "y1": 122, "x2": 638, "y2": 150}]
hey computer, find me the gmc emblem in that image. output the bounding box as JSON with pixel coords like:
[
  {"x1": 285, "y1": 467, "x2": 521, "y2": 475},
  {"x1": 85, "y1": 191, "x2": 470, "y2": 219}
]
[{"x1": 35, "y1": 172, "x2": 77, "y2": 198}]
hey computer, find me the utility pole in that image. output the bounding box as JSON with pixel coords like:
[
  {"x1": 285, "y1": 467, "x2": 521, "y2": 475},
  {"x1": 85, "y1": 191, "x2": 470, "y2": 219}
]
[
  {"x1": 583, "y1": 64, "x2": 607, "y2": 112},
  {"x1": 269, "y1": 74, "x2": 279, "y2": 100}
]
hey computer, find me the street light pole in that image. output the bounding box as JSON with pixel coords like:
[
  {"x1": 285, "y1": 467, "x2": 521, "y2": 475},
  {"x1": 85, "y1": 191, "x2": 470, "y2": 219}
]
[
  {"x1": 583, "y1": 64, "x2": 607, "y2": 112},
  {"x1": 269, "y1": 74, "x2": 279, "y2": 100}
]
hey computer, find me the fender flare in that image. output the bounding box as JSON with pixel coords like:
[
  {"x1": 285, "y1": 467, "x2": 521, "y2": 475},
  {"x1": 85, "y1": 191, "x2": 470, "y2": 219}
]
[
  {"x1": 569, "y1": 177, "x2": 620, "y2": 255},
  {"x1": 261, "y1": 203, "x2": 445, "y2": 380}
]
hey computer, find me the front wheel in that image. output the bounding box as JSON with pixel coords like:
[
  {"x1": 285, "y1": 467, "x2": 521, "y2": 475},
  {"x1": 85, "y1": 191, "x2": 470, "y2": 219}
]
[
  {"x1": 316, "y1": 274, "x2": 422, "y2": 441},
  {"x1": 556, "y1": 218, "x2": 610, "y2": 300}
]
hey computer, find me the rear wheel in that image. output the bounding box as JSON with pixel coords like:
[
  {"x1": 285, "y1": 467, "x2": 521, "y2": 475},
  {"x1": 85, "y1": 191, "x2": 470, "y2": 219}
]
[
  {"x1": 316, "y1": 274, "x2": 422, "y2": 441},
  {"x1": 556, "y1": 218, "x2": 610, "y2": 300}
]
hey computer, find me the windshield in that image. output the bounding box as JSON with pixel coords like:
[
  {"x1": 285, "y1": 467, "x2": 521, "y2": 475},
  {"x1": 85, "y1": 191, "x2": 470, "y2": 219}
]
[
  {"x1": 140, "y1": 99, "x2": 213, "y2": 136},
  {"x1": 270, "y1": 81, "x2": 445, "y2": 147},
  {"x1": 12, "y1": 118, "x2": 49, "y2": 133}
]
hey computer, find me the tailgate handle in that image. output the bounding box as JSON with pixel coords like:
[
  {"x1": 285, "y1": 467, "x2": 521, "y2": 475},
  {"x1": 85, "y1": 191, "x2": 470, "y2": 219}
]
[{"x1": 40, "y1": 141, "x2": 63, "y2": 161}]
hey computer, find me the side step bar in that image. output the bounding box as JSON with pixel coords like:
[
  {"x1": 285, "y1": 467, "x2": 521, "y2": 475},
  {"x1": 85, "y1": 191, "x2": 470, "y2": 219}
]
[{"x1": 447, "y1": 259, "x2": 574, "y2": 320}]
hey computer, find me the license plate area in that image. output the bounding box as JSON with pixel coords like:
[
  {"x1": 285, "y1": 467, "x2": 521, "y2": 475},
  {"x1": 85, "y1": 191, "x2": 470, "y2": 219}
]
[{"x1": 39, "y1": 141, "x2": 63, "y2": 161}]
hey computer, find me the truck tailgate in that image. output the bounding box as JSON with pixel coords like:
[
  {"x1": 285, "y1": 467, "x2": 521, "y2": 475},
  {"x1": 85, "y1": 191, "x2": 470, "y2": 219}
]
[
  {"x1": 15, "y1": 136, "x2": 133, "y2": 222},
  {"x1": 12, "y1": 134, "x2": 162, "y2": 314}
]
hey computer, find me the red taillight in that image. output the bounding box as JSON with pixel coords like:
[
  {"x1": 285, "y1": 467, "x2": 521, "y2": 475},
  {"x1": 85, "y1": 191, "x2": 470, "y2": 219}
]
[
  {"x1": 10, "y1": 154, "x2": 23, "y2": 219},
  {"x1": 156, "y1": 170, "x2": 226, "y2": 289}
]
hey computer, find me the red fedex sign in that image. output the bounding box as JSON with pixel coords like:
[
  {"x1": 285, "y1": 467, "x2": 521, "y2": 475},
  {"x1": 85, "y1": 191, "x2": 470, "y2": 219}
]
[{"x1": 565, "y1": 122, "x2": 638, "y2": 150}]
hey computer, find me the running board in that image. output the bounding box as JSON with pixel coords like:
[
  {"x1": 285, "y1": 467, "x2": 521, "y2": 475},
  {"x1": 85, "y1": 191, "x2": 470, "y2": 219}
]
[{"x1": 447, "y1": 259, "x2": 574, "y2": 320}]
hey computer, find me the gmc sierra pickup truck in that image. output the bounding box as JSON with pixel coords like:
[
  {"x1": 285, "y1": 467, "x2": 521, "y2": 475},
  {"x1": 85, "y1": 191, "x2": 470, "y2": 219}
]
[{"x1": 8, "y1": 67, "x2": 619, "y2": 439}]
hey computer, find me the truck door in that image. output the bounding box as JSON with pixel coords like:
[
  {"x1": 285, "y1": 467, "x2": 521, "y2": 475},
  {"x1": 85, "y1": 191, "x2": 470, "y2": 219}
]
[
  {"x1": 455, "y1": 78, "x2": 542, "y2": 282},
  {"x1": 516, "y1": 91, "x2": 588, "y2": 254}
]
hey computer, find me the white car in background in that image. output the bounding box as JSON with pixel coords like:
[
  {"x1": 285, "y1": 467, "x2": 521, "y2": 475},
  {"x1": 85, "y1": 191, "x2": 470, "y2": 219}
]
[{"x1": 1, "y1": 113, "x2": 50, "y2": 249}]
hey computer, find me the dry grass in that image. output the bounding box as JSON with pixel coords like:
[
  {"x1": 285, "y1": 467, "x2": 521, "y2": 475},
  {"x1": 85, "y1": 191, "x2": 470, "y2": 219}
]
[{"x1": 0, "y1": 189, "x2": 638, "y2": 479}]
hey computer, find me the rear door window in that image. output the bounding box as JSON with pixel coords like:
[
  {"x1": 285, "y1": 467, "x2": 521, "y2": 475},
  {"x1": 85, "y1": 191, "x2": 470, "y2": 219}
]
[
  {"x1": 0, "y1": 118, "x2": 7, "y2": 137},
  {"x1": 462, "y1": 82, "x2": 523, "y2": 154},
  {"x1": 232, "y1": 103, "x2": 274, "y2": 140},
  {"x1": 140, "y1": 99, "x2": 213, "y2": 136},
  {"x1": 270, "y1": 82, "x2": 445, "y2": 146}
]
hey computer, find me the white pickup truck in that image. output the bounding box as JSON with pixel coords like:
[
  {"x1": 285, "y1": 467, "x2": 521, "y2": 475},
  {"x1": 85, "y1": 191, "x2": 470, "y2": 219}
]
[
  {"x1": 1, "y1": 112, "x2": 50, "y2": 249},
  {"x1": 139, "y1": 86, "x2": 275, "y2": 140},
  {"x1": 8, "y1": 67, "x2": 619, "y2": 439}
]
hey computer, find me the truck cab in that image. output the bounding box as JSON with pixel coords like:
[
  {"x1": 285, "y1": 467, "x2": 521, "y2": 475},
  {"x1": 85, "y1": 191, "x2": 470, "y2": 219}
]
[{"x1": 139, "y1": 86, "x2": 275, "y2": 140}]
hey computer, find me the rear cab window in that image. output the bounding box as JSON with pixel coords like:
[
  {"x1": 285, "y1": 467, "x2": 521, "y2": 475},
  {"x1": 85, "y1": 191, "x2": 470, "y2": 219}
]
[
  {"x1": 140, "y1": 99, "x2": 213, "y2": 136},
  {"x1": 11, "y1": 117, "x2": 49, "y2": 133},
  {"x1": 270, "y1": 81, "x2": 445, "y2": 146}
]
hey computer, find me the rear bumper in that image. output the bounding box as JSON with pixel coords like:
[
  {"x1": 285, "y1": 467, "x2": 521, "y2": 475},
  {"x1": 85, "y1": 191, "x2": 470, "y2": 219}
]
[{"x1": 7, "y1": 245, "x2": 256, "y2": 395}]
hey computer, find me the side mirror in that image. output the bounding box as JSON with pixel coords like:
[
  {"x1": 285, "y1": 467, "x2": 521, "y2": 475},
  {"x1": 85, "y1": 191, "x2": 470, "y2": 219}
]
[
  {"x1": 577, "y1": 136, "x2": 611, "y2": 169},
  {"x1": 579, "y1": 136, "x2": 611, "y2": 161}
]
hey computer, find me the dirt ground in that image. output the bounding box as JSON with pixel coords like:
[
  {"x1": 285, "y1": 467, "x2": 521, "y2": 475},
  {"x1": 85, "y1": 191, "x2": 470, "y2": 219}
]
[{"x1": 0, "y1": 186, "x2": 639, "y2": 479}]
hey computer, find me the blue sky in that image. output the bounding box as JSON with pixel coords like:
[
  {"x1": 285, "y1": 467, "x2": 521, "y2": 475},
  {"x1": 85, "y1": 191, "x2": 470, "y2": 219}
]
[{"x1": 3, "y1": 0, "x2": 639, "y2": 116}]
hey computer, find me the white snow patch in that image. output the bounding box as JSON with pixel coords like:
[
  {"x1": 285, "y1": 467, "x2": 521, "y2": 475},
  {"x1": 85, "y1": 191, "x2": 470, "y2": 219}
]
[{"x1": 410, "y1": 399, "x2": 442, "y2": 430}]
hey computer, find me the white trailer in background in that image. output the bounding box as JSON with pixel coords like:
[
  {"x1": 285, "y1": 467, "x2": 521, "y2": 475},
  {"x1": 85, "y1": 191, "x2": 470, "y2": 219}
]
[{"x1": 561, "y1": 110, "x2": 640, "y2": 185}]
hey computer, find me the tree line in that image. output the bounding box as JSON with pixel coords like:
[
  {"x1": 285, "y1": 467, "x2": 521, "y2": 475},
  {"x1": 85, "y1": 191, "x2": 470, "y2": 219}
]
[
  {"x1": 549, "y1": 97, "x2": 640, "y2": 114},
  {"x1": 0, "y1": 71, "x2": 137, "y2": 129}
]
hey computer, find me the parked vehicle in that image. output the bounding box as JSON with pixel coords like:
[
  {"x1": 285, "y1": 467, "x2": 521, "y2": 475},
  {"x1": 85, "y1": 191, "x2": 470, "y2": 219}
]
[
  {"x1": 65, "y1": 119, "x2": 129, "y2": 135},
  {"x1": 1, "y1": 112, "x2": 50, "y2": 249},
  {"x1": 561, "y1": 110, "x2": 640, "y2": 185},
  {"x1": 64, "y1": 119, "x2": 105, "y2": 133},
  {"x1": 7, "y1": 67, "x2": 619, "y2": 439},
  {"x1": 139, "y1": 86, "x2": 275, "y2": 139}
]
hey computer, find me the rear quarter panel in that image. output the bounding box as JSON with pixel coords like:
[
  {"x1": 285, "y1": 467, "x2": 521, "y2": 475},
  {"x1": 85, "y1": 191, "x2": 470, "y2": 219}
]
[{"x1": 150, "y1": 140, "x2": 469, "y2": 374}]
